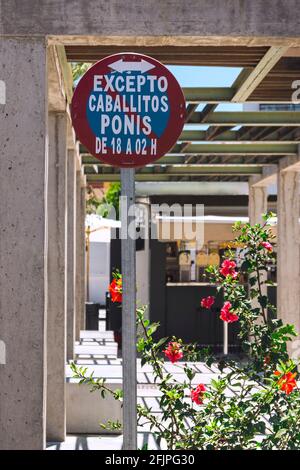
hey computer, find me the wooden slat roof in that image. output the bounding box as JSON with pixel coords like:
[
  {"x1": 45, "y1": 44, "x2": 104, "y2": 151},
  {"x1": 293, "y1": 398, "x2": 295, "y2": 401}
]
[{"x1": 63, "y1": 45, "x2": 300, "y2": 184}]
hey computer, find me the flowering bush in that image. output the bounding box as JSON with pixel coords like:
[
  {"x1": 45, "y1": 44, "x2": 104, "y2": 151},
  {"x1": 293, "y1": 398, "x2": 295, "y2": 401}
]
[
  {"x1": 72, "y1": 214, "x2": 300, "y2": 449},
  {"x1": 163, "y1": 341, "x2": 184, "y2": 363},
  {"x1": 108, "y1": 270, "x2": 122, "y2": 303},
  {"x1": 201, "y1": 295, "x2": 215, "y2": 309}
]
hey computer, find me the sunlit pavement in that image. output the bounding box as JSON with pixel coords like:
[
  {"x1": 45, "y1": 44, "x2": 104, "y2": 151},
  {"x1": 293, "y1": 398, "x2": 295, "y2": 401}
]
[{"x1": 48, "y1": 316, "x2": 229, "y2": 450}]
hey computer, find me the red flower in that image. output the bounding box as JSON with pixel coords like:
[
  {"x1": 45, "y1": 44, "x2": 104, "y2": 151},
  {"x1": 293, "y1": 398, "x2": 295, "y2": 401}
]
[
  {"x1": 220, "y1": 301, "x2": 239, "y2": 323},
  {"x1": 109, "y1": 277, "x2": 122, "y2": 303},
  {"x1": 191, "y1": 383, "x2": 206, "y2": 405},
  {"x1": 220, "y1": 259, "x2": 238, "y2": 279},
  {"x1": 201, "y1": 296, "x2": 215, "y2": 309},
  {"x1": 274, "y1": 370, "x2": 297, "y2": 395},
  {"x1": 163, "y1": 341, "x2": 183, "y2": 363},
  {"x1": 261, "y1": 241, "x2": 273, "y2": 252}
]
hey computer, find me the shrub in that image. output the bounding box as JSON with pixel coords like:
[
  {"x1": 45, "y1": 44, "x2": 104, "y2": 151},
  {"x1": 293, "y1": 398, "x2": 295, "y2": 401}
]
[{"x1": 72, "y1": 214, "x2": 300, "y2": 449}]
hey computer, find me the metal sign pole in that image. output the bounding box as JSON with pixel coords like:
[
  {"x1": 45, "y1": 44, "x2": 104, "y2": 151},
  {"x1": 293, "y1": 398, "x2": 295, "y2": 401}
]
[
  {"x1": 223, "y1": 321, "x2": 228, "y2": 356},
  {"x1": 71, "y1": 54, "x2": 185, "y2": 449},
  {"x1": 121, "y1": 167, "x2": 137, "y2": 450}
]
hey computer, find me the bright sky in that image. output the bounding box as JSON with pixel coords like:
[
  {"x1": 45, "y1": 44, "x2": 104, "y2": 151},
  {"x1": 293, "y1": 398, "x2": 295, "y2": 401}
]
[
  {"x1": 167, "y1": 65, "x2": 243, "y2": 131},
  {"x1": 167, "y1": 65, "x2": 243, "y2": 112}
]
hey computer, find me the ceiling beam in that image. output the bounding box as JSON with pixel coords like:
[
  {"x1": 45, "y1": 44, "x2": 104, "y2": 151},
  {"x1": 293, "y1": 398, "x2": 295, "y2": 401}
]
[
  {"x1": 85, "y1": 164, "x2": 264, "y2": 175},
  {"x1": 182, "y1": 86, "x2": 297, "y2": 104},
  {"x1": 170, "y1": 143, "x2": 297, "y2": 155},
  {"x1": 183, "y1": 87, "x2": 233, "y2": 103},
  {"x1": 231, "y1": 46, "x2": 288, "y2": 102},
  {"x1": 188, "y1": 111, "x2": 300, "y2": 126},
  {"x1": 86, "y1": 170, "x2": 261, "y2": 182},
  {"x1": 81, "y1": 153, "x2": 287, "y2": 166},
  {"x1": 55, "y1": 45, "x2": 73, "y2": 105},
  {"x1": 179, "y1": 129, "x2": 300, "y2": 143}
]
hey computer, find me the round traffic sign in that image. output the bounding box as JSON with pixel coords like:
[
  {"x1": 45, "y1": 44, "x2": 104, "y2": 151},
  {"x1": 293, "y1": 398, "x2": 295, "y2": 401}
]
[{"x1": 71, "y1": 53, "x2": 186, "y2": 168}]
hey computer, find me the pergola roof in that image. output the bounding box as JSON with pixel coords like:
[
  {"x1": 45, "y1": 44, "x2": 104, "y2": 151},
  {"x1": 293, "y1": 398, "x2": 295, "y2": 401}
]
[{"x1": 64, "y1": 45, "x2": 300, "y2": 185}]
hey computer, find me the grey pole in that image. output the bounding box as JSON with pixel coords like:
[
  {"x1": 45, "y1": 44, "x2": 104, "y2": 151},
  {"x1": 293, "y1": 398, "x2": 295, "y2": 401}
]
[{"x1": 120, "y1": 168, "x2": 137, "y2": 450}]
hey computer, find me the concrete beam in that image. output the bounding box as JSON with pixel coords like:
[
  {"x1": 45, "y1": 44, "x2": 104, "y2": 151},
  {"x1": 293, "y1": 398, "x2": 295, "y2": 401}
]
[
  {"x1": 184, "y1": 87, "x2": 234, "y2": 103},
  {"x1": 67, "y1": 116, "x2": 76, "y2": 150},
  {"x1": 172, "y1": 143, "x2": 297, "y2": 155},
  {"x1": 188, "y1": 112, "x2": 300, "y2": 126},
  {"x1": 48, "y1": 45, "x2": 73, "y2": 119},
  {"x1": 180, "y1": 129, "x2": 300, "y2": 143},
  {"x1": 1, "y1": 1, "x2": 300, "y2": 43},
  {"x1": 48, "y1": 46, "x2": 67, "y2": 112},
  {"x1": 182, "y1": 87, "x2": 298, "y2": 105},
  {"x1": 135, "y1": 181, "x2": 251, "y2": 196},
  {"x1": 232, "y1": 46, "x2": 288, "y2": 102},
  {"x1": 75, "y1": 147, "x2": 82, "y2": 172},
  {"x1": 55, "y1": 46, "x2": 73, "y2": 105},
  {"x1": 85, "y1": 165, "x2": 263, "y2": 177},
  {"x1": 0, "y1": 37, "x2": 47, "y2": 450},
  {"x1": 86, "y1": 173, "x2": 256, "y2": 183},
  {"x1": 46, "y1": 112, "x2": 67, "y2": 442}
]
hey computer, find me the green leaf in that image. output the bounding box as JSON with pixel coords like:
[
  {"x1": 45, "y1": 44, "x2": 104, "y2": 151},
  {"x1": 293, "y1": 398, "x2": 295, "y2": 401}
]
[{"x1": 275, "y1": 428, "x2": 287, "y2": 440}]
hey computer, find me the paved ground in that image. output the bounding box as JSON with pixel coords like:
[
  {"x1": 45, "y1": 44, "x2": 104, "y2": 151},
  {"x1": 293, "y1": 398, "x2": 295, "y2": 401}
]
[
  {"x1": 48, "y1": 314, "x2": 222, "y2": 450},
  {"x1": 47, "y1": 434, "x2": 161, "y2": 450}
]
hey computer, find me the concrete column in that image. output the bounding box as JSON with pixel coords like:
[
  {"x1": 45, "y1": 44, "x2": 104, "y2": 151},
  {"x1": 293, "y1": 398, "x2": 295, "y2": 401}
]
[
  {"x1": 46, "y1": 112, "x2": 67, "y2": 441},
  {"x1": 67, "y1": 149, "x2": 76, "y2": 360},
  {"x1": 75, "y1": 171, "x2": 82, "y2": 340},
  {"x1": 0, "y1": 37, "x2": 48, "y2": 450},
  {"x1": 80, "y1": 183, "x2": 86, "y2": 330},
  {"x1": 248, "y1": 176, "x2": 268, "y2": 225},
  {"x1": 248, "y1": 176, "x2": 268, "y2": 316},
  {"x1": 136, "y1": 198, "x2": 150, "y2": 318},
  {"x1": 277, "y1": 161, "x2": 300, "y2": 343}
]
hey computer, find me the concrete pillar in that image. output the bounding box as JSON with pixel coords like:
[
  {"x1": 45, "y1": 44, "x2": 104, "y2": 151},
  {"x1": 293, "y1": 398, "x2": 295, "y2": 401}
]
[
  {"x1": 277, "y1": 161, "x2": 300, "y2": 342},
  {"x1": 46, "y1": 112, "x2": 67, "y2": 441},
  {"x1": 248, "y1": 176, "x2": 268, "y2": 225},
  {"x1": 248, "y1": 176, "x2": 268, "y2": 317},
  {"x1": 0, "y1": 37, "x2": 48, "y2": 450},
  {"x1": 75, "y1": 171, "x2": 82, "y2": 340},
  {"x1": 67, "y1": 149, "x2": 76, "y2": 360},
  {"x1": 136, "y1": 198, "x2": 150, "y2": 318},
  {"x1": 80, "y1": 183, "x2": 86, "y2": 330}
]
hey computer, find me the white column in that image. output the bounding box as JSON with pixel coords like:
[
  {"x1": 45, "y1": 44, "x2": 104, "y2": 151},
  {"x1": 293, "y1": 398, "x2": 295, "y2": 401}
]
[
  {"x1": 46, "y1": 112, "x2": 67, "y2": 441},
  {"x1": 0, "y1": 37, "x2": 48, "y2": 450},
  {"x1": 277, "y1": 161, "x2": 300, "y2": 343},
  {"x1": 67, "y1": 149, "x2": 76, "y2": 360}
]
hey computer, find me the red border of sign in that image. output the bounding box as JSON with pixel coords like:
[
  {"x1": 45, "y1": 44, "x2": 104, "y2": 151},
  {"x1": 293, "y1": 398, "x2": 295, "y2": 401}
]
[{"x1": 71, "y1": 53, "x2": 186, "y2": 168}]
